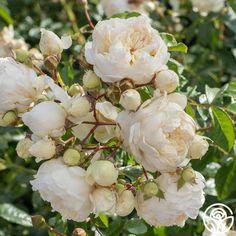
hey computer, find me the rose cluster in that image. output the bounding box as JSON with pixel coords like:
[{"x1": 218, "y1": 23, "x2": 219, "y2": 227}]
[{"x1": 0, "y1": 15, "x2": 209, "y2": 227}]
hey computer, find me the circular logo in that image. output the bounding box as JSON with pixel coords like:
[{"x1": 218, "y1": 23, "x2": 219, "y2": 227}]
[{"x1": 203, "y1": 203, "x2": 234, "y2": 233}]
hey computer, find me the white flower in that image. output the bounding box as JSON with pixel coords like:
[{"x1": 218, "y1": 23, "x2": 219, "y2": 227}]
[
  {"x1": 120, "y1": 89, "x2": 141, "y2": 111},
  {"x1": 117, "y1": 93, "x2": 196, "y2": 172},
  {"x1": 0, "y1": 58, "x2": 45, "y2": 114},
  {"x1": 90, "y1": 187, "x2": 116, "y2": 215},
  {"x1": 16, "y1": 138, "x2": 33, "y2": 160},
  {"x1": 22, "y1": 101, "x2": 67, "y2": 138},
  {"x1": 188, "y1": 135, "x2": 209, "y2": 160},
  {"x1": 39, "y1": 29, "x2": 72, "y2": 56},
  {"x1": 29, "y1": 137, "x2": 56, "y2": 162},
  {"x1": 116, "y1": 190, "x2": 135, "y2": 216},
  {"x1": 135, "y1": 171, "x2": 205, "y2": 227},
  {"x1": 72, "y1": 101, "x2": 118, "y2": 143},
  {"x1": 154, "y1": 70, "x2": 179, "y2": 93},
  {"x1": 31, "y1": 159, "x2": 93, "y2": 221},
  {"x1": 85, "y1": 160, "x2": 118, "y2": 187},
  {"x1": 191, "y1": 0, "x2": 225, "y2": 14},
  {"x1": 100, "y1": 0, "x2": 147, "y2": 17},
  {"x1": 85, "y1": 16, "x2": 169, "y2": 85},
  {"x1": 203, "y1": 229, "x2": 236, "y2": 236},
  {"x1": 0, "y1": 26, "x2": 28, "y2": 58}
]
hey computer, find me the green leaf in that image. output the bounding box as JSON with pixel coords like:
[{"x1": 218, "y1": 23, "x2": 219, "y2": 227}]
[
  {"x1": 111, "y1": 11, "x2": 141, "y2": 19},
  {"x1": 205, "y1": 85, "x2": 220, "y2": 104},
  {"x1": 215, "y1": 160, "x2": 236, "y2": 200},
  {"x1": 0, "y1": 203, "x2": 32, "y2": 227},
  {"x1": 0, "y1": 7, "x2": 13, "y2": 24},
  {"x1": 160, "y1": 33, "x2": 188, "y2": 53},
  {"x1": 99, "y1": 213, "x2": 109, "y2": 228},
  {"x1": 124, "y1": 219, "x2": 148, "y2": 235},
  {"x1": 168, "y1": 43, "x2": 188, "y2": 53},
  {"x1": 106, "y1": 218, "x2": 125, "y2": 236},
  {"x1": 211, "y1": 107, "x2": 235, "y2": 151},
  {"x1": 227, "y1": 103, "x2": 236, "y2": 115}
]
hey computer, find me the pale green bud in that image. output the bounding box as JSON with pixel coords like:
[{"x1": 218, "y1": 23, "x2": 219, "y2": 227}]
[
  {"x1": 2, "y1": 111, "x2": 17, "y2": 126},
  {"x1": 143, "y1": 181, "x2": 159, "y2": 198},
  {"x1": 83, "y1": 70, "x2": 101, "y2": 89},
  {"x1": 119, "y1": 89, "x2": 141, "y2": 111},
  {"x1": 181, "y1": 167, "x2": 196, "y2": 183},
  {"x1": 68, "y1": 83, "x2": 84, "y2": 97},
  {"x1": 63, "y1": 148, "x2": 81, "y2": 166}
]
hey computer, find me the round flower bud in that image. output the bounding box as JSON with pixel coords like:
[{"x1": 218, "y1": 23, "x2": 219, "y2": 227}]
[
  {"x1": 119, "y1": 89, "x2": 141, "y2": 111},
  {"x1": 63, "y1": 148, "x2": 81, "y2": 166},
  {"x1": 68, "y1": 84, "x2": 84, "y2": 97},
  {"x1": 39, "y1": 29, "x2": 72, "y2": 56},
  {"x1": 72, "y1": 228, "x2": 87, "y2": 236},
  {"x1": 83, "y1": 70, "x2": 101, "y2": 89},
  {"x1": 85, "y1": 160, "x2": 118, "y2": 187},
  {"x1": 116, "y1": 190, "x2": 135, "y2": 216},
  {"x1": 143, "y1": 181, "x2": 159, "y2": 198},
  {"x1": 90, "y1": 187, "x2": 117, "y2": 215},
  {"x1": 181, "y1": 167, "x2": 196, "y2": 183},
  {"x1": 188, "y1": 135, "x2": 209, "y2": 160},
  {"x1": 68, "y1": 96, "x2": 91, "y2": 118},
  {"x1": 15, "y1": 49, "x2": 31, "y2": 66},
  {"x1": 2, "y1": 111, "x2": 17, "y2": 126},
  {"x1": 16, "y1": 138, "x2": 33, "y2": 160},
  {"x1": 29, "y1": 138, "x2": 56, "y2": 162},
  {"x1": 31, "y1": 215, "x2": 47, "y2": 229},
  {"x1": 154, "y1": 70, "x2": 179, "y2": 93}
]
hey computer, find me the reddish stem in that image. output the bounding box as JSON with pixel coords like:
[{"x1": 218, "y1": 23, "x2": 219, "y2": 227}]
[
  {"x1": 33, "y1": 64, "x2": 45, "y2": 75},
  {"x1": 80, "y1": 125, "x2": 97, "y2": 145},
  {"x1": 84, "y1": 5, "x2": 94, "y2": 29},
  {"x1": 142, "y1": 166, "x2": 149, "y2": 180},
  {"x1": 82, "y1": 121, "x2": 116, "y2": 126},
  {"x1": 48, "y1": 226, "x2": 65, "y2": 236}
]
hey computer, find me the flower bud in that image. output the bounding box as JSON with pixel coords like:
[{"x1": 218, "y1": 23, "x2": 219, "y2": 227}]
[
  {"x1": 83, "y1": 70, "x2": 101, "y2": 89},
  {"x1": 2, "y1": 111, "x2": 17, "y2": 126},
  {"x1": 39, "y1": 29, "x2": 72, "y2": 56},
  {"x1": 63, "y1": 148, "x2": 81, "y2": 166},
  {"x1": 29, "y1": 138, "x2": 56, "y2": 162},
  {"x1": 181, "y1": 167, "x2": 196, "y2": 183},
  {"x1": 188, "y1": 135, "x2": 209, "y2": 160},
  {"x1": 68, "y1": 84, "x2": 84, "y2": 97},
  {"x1": 116, "y1": 190, "x2": 135, "y2": 216},
  {"x1": 90, "y1": 187, "x2": 116, "y2": 215},
  {"x1": 72, "y1": 228, "x2": 87, "y2": 236},
  {"x1": 15, "y1": 49, "x2": 32, "y2": 66},
  {"x1": 119, "y1": 89, "x2": 141, "y2": 111},
  {"x1": 44, "y1": 55, "x2": 60, "y2": 71},
  {"x1": 68, "y1": 96, "x2": 91, "y2": 118},
  {"x1": 16, "y1": 138, "x2": 33, "y2": 160},
  {"x1": 85, "y1": 160, "x2": 118, "y2": 187},
  {"x1": 143, "y1": 181, "x2": 159, "y2": 198},
  {"x1": 154, "y1": 70, "x2": 179, "y2": 93},
  {"x1": 31, "y1": 215, "x2": 47, "y2": 229}
]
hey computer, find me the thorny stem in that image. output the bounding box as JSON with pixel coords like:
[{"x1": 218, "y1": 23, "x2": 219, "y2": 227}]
[{"x1": 48, "y1": 226, "x2": 65, "y2": 236}]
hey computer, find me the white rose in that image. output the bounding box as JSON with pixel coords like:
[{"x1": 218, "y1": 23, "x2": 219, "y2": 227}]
[
  {"x1": 203, "y1": 229, "x2": 236, "y2": 236},
  {"x1": 100, "y1": 0, "x2": 147, "y2": 17},
  {"x1": 0, "y1": 26, "x2": 28, "y2": 57},
  {"x1": 29, "y1": 137, "x2": 56, "y2": 162},
  {"x1": 85, "y1": 160, "x2": 118, "y2": 187},
  {"x1": 188, "y1": 135, "x2": 209, "y2": 160},
  {"x1": 22, "y1": 101, "x2": 67, "y2": 138},
  {"x1": 0, "y1": 58, "x2": 45, "y2": 114},
  {"x1": 120, "y1": 89, "x2": 141, "y2": 111},
  {"x1": 39, "y1": 29, "x2": 72, "y2": 56},
  {"x1": 31, "y1": 159, "x2": 93, "y2": 221},
  {"x1": 135, "y1": 171, "x2": 205, "y2": 227},
  {"x1": 154, "y1": 70, "x2": 179, "y2": 93},
  {"x1": 16, "y1": 138, "x2": 33, "y2": 160},
  {"x1": 117, "y1": 93, "x2": 196, "y2": 172},
  {"x1": 191, "y1": 0, "x2": 225, "y2": 14},
  {"x1": 90, "y1": 187, "x2": 116, "y2": 215},
  {"x1": 85, "y1": 16, "x2": 169, "y2": 85},
  {"x1": 116, "y1": 190, "x2": 135, "y2": 216}
]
